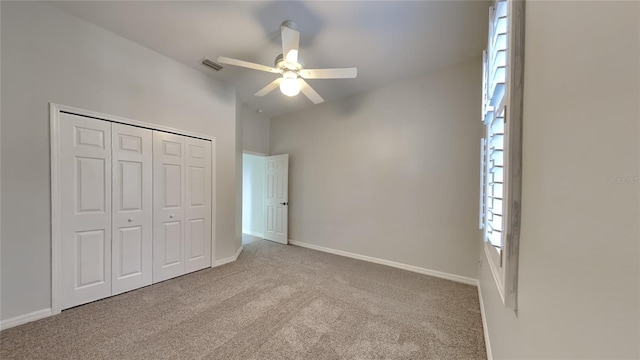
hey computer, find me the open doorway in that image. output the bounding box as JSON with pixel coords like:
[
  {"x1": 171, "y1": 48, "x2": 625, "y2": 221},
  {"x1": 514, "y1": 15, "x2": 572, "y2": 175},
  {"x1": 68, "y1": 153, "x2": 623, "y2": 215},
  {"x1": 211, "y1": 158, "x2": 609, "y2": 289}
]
[
  {"x1": 242, "y1": 153, "x2": 266, "y2": 245},
  {"x1": 242, "y1": 152, "x2": 290, "y2": 245}
]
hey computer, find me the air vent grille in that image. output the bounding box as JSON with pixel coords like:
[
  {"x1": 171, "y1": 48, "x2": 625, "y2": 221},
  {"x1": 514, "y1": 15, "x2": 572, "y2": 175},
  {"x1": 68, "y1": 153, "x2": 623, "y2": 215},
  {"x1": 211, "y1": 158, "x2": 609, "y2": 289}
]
[{"x1": 202, "y1": 59, "x2": 223, "y2": 71}]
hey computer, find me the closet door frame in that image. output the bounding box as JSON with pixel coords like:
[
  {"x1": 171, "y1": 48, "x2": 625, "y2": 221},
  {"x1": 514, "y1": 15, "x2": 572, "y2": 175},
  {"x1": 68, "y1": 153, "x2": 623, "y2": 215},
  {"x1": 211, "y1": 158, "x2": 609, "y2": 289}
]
[{"x1": 50, "y1": 103, "x2": 217, "y2": 315}]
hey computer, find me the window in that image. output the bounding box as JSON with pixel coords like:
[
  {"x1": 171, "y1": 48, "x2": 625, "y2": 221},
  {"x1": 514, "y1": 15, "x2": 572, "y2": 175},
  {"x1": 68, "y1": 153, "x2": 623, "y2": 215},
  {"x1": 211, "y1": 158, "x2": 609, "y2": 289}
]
[{"x1": 480, "y1": 0, "x2": 524, "y2": 310}]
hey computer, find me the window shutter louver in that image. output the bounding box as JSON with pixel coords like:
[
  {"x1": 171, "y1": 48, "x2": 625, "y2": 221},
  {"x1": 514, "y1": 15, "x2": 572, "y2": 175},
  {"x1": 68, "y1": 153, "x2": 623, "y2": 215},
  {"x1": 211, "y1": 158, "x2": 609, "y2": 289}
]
[{"x1": 481, "y1": 0, "x2": 508, "y2": 251}]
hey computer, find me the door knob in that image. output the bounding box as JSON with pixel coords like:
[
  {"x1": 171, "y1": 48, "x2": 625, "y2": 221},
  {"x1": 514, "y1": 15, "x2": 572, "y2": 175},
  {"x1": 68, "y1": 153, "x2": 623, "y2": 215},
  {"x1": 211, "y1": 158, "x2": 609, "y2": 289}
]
[
  {"x1": 127, "y1": 218, "x2": 133, "y2": 222},
  {"x1": 169, "y1": 214, "x2": 174, "y2": 219},
  {"x1": 280, "y1": 202, "x2": 288, "y2": 206}
]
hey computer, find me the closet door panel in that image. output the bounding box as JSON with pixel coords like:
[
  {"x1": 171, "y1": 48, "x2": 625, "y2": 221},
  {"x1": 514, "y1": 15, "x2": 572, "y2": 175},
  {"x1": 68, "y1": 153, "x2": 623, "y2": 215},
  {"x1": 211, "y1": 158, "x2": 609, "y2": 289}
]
[
  {"x1": 60, "y1": 113, "x2": 112, "y2": 310},
  {"x1": 112, "y1": 124, "x2": 153, "y2": 295},
  {"x1": 185, "y1": 138, "x2": 212, "y2": 273},
  {"x1": 153, "y1": 132, "x2": 186, "y2": 282}
]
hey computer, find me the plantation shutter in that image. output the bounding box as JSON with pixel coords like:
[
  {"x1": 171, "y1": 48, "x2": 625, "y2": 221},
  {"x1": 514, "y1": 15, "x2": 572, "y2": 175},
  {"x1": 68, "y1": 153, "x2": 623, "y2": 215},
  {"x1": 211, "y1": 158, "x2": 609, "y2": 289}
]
[{"x1": 482, "y1": 0, "x2": 508, "y2": 249}]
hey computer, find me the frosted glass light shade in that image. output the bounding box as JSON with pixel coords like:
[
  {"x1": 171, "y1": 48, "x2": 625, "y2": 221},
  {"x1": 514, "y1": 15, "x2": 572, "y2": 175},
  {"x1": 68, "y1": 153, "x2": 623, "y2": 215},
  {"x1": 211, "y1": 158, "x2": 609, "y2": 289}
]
[{"x1": 280, "y1": 71, "x2": 300, "y2": 97}]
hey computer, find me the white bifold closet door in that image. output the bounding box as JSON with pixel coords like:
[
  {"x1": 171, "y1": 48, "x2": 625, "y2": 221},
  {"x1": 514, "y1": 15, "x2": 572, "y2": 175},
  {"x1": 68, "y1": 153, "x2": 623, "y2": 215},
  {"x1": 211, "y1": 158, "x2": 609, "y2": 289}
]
[
  {"x1": 60, "y1": 113, "x2": 113, "y2": 309},
  {"x1": 59, "y1": 113, "x2": 212, "y2": 309},
  {"x1": 111, "y1": 124, "x2": 153, "y2": 295},
  {"x1": 152, "y1": 132, "x2": 211, "y2": 283},
  {"x1": 152, "y1": 132, "x2": 186, "y2": 282},
  {"x1": 184, "y1": 138, "x2": 212, "y2": 273}
]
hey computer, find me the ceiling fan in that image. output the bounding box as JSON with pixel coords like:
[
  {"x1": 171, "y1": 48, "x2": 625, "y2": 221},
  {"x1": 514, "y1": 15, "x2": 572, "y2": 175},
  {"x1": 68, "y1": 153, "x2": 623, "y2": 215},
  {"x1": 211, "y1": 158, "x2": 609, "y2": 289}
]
[{"x1": 216, "y1": 20, "x2": 357, "y2": 104}]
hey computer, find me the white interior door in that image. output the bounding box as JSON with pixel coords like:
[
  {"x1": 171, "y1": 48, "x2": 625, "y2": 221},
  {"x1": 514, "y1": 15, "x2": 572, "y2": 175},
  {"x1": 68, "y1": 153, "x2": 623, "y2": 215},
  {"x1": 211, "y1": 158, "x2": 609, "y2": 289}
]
[
  {"x1": 152, "y1": 131, "x2": 186, "y2": 282},
  {"x1": 184, "y1": 138, "x2": 212, "y2": 273},
  {"x1": 111, "y1": 124, "x2": 153, "y2": 295},
  {"x1": 60, "y1": 113, "x2": 112, "y2": 309},
  {"x1": 264, "y1": 154, "x2": 289, "y2": 244}
]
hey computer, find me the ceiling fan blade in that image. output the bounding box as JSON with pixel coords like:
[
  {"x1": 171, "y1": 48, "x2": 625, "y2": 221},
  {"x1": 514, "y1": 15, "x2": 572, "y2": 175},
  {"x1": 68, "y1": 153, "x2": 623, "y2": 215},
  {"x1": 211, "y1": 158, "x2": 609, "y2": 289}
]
[
  {"x1": 281, "y1": 22, "x2": 300, "y2": 63},
  {"x1": 254, "y1": 78, "x2": 282, "y2": 97},
  {"x1": 299, "y1": 68, "x2": 358, "y2": 79},
  {"x1": 216, "y1": 56, "x2": 281, "y2": 74},
  {"x1": 299, "y1": 79, "x2": 324, "y2": 104}
]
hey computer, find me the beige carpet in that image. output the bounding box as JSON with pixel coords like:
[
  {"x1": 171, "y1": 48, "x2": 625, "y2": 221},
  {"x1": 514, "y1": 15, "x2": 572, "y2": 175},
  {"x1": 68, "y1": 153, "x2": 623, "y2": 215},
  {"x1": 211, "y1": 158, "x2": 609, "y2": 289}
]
[{"x1": 0, "y1": 240, "x2": 486, "y2": 359}]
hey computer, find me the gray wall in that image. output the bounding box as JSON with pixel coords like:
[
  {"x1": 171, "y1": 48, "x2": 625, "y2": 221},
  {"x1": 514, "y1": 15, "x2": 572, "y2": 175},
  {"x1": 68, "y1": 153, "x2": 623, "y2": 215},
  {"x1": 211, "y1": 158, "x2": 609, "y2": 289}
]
[
  {"x1": 271, "y1": 61, "x2": 483, "y2": 279},
  {"x1": 479, "y1": 1, "x2": 640, "y2": 358},
  {"x1": 241, "y1": 104, "x2": 270, "y2": 155},
  {"x1": 0, "y1": 2, "x2": 239, "y2": 320}
]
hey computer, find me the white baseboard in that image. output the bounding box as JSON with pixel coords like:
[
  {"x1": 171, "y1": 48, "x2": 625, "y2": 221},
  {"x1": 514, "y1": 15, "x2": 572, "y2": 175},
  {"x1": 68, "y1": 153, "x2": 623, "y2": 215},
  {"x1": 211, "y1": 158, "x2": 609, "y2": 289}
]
[
  {"x1": 213, "y1": 245, "x2": 244, "y2": 267},
  {"x1": 242, "y1": 231, "x2": 264, "y2": 238},
  {"x1": 288, "y1": 240, "x2": 478, "y2": 286},
  {"x1": 0, "y1": 308, "x2": 52, "y2": 331},
  {"x1": 477, "y1": 284, "x2": 493, "y2": 360}
]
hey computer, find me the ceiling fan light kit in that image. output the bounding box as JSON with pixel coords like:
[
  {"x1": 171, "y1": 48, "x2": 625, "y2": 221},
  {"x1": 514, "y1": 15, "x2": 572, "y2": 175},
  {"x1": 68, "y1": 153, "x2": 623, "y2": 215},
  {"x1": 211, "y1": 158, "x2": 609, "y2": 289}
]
[
  {"x1": 216, "y1": 20, "x2": 357, "y2": 104},
  {"x1": 280, "y1": 71, "x2": 300, "y2": 97}
]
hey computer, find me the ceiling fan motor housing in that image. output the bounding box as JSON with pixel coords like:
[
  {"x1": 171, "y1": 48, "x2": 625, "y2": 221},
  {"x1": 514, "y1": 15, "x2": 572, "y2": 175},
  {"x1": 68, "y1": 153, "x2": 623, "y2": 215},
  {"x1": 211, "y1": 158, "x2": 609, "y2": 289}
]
[{"x1": 275, "y1": 54, "x2": 304, "y2": 71}]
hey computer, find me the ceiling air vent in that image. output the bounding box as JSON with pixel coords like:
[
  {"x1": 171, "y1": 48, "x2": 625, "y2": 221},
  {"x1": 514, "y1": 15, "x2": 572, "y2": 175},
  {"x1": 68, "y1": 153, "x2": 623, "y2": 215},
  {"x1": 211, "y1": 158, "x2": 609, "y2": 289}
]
[{"x1": 202, "y1": 58, "x2": 223, "y2": 71}]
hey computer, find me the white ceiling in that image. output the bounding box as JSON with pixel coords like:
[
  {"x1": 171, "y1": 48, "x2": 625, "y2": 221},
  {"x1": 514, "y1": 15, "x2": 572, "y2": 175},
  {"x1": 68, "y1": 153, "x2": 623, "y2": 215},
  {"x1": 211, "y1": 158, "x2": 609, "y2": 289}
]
[{"x1": 52, "y1": 1, "x2": 489, "y2": 118}]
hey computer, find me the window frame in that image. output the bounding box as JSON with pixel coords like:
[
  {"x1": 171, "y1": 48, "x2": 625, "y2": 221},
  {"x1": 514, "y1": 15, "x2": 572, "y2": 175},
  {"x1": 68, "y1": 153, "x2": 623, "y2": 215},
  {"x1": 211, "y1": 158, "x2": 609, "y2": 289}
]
[{"x1": 480, "y1": 0, "x2": 525, "y2": 311}]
